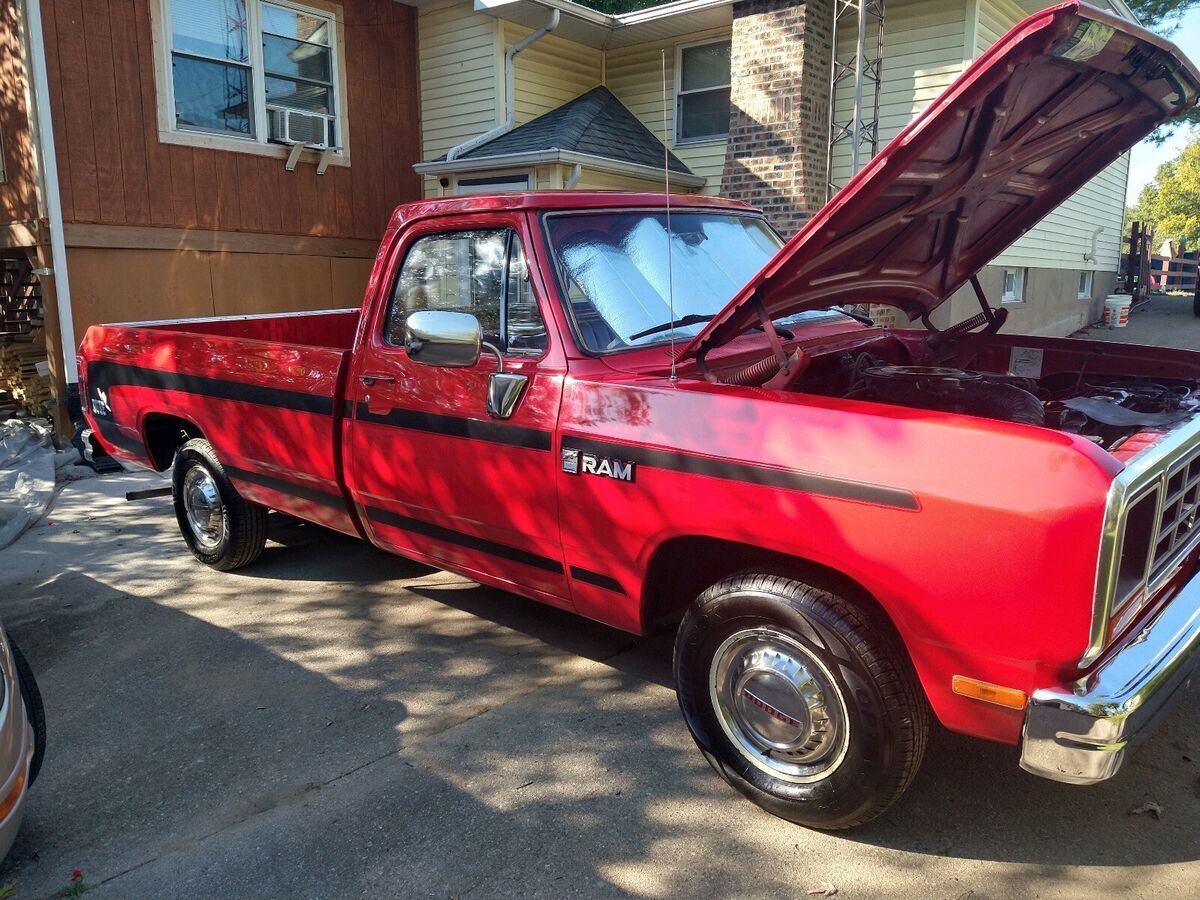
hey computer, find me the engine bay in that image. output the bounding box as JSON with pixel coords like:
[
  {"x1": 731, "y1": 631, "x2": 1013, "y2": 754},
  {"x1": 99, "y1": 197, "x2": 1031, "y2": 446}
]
[
  {"x1": 792, "y1": 349, "x2": 1200, "y2": 452},
  {"x1": 691, "y1": 272, "x2": 1200, "y2": 453}
]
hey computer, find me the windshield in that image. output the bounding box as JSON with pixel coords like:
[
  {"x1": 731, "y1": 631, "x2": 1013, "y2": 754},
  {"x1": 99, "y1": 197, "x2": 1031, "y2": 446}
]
[{"x1": 548, "y1": 211, "x2": 804, "y2": 353}]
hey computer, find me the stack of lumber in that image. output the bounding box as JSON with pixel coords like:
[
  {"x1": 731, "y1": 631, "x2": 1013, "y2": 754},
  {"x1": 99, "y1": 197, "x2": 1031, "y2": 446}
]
[
  {"x1": 0, "y1": 329, "x2": 51, "y2": 414},
  {"x1": 0, "y1": 257, "x2": 40, "y2": 338}
]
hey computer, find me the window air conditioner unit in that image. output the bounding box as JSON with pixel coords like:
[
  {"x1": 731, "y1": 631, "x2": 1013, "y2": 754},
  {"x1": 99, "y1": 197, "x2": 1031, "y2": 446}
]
[{"x1": 268, "y1": 107, "x2": 332, "y2": 150}]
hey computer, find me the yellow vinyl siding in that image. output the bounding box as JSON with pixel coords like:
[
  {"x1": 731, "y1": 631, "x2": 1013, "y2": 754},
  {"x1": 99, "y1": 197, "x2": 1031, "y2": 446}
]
[
  {"x1": 830, "y1": 0, "x2": 1127, "y2": 272},
  {"x1": 502, "y1": 23, "x2": 603, "y2": 125},
  {"x1": 830, "y1": 0, "x2": 968, "y2": 190},
  {"x1": 418, "y1": 0, "x2": 502, "y2": 197},
  {"x1": 535, "y1": 165, "x2": 565, "y2": 190},
  {"x1": 976, "y1": 0, "x2": 1130, "y2": 271},
  {"x1": 605, "y1": 28, "x2": 731, "y2": 195},
  {"x1": 570, "y1": 168, "x2": 666, "y2": 192},
  {"x1": 975, "y1": 0, "x2": 1024, "y2": 53}
]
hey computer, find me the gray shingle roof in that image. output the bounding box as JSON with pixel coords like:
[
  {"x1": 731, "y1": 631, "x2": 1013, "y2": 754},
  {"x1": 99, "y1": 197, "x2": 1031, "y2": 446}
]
[{"x1": 438, "y1": 86, "x2": 694, "y2": 174}]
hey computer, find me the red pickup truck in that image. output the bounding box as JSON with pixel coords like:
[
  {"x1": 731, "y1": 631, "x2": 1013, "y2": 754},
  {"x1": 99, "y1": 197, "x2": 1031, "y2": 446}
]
[{"x1": 82, "y1": 2, "x2": 1200, "y2": 829}]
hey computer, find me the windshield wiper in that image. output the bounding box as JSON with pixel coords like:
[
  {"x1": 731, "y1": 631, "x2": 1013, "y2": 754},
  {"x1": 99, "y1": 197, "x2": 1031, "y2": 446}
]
[{"x1": 628, "y1": 313, "x2": 715, "y2": 341}]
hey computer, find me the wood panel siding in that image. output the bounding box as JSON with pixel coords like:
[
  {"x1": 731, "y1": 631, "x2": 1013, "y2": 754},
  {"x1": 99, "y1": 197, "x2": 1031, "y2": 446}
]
[
  {"x1": 39, "y1": 0, "x2": 420, "y2": 241},
  {"x1": 67, "y1": 247, "x2": 373, "y2": 333},
  {"x1": 62, "y1": 223, "x2": 379, "y2": 258},
  {"x1": 1, "y1": 0, "x2": 42, "y2": 228},
  {"x1": 605, "y1": 29, "x2": 731, "y2": 195}
]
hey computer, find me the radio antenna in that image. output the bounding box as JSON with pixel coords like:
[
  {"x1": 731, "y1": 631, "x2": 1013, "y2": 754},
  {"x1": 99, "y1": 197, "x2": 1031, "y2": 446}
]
[{"x1": 662, "y1": 50, "x2": 677, "y2": 382}]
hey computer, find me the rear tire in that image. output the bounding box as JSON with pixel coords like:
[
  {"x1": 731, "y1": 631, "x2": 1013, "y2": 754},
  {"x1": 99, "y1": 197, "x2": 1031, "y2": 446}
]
[
  {"x1": 674, "y1": 572, "x2": 929, "y2": 830},
  {"x1": 172, "y1": 438, "x2": 267, "y2": 571},
  {"x1": 9, "y1": 638, "x2": 45, "y2": 786}
]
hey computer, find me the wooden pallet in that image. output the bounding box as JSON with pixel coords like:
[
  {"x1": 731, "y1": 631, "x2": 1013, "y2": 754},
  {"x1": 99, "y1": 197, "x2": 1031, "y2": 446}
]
[
  {"x1": 0, "y1": 256, "x2": 49, "y2": 414},
  {"x1": 0, "y1": 329, "x2": 50, "y2": 407}
]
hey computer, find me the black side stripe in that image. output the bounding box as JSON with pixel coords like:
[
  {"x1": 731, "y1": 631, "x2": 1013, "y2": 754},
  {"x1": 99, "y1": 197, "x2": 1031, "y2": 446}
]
[
  {"x1": 562, "y1": 436, "x2": 919, "y2": 511},
  {"x1": 85, "y1": 362, "x2": 552, "y2": 452},
  {"x1": 354, "y1": 402, "x2": 552, "y2": 451},
  {"x1": 87, "y1": 361, "x2": 336, "y2": 416},
  {"x1": 224, "y1": 466, "x2": 345, "y2": 509},
  {"x1": 569, "y1": 566, "x2": 626, "y2": 594},
  {"x1": 365, "y1": 506, "x2": 563, "y2": 574},
  {"x1": 226, "y1": 465, "x2": 564, "y2": 575},
  {"x1": 91, "y1": 416, "x2": 144, "y2": 456}
]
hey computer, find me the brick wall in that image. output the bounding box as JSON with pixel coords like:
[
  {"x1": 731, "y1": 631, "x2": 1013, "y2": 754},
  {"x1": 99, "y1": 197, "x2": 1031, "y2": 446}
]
[{"x1": 720, "y1": 0, "x2": 834, "y2": 238}]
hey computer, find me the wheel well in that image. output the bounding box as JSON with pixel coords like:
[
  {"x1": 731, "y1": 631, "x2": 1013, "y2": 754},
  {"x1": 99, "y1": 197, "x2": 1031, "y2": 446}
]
[
  {"x1": 640, "y1": 537, "x2": 890, "y2": 635},
  {"x1": 143, "y1": 414, "x2": 204, "y2": 471}
]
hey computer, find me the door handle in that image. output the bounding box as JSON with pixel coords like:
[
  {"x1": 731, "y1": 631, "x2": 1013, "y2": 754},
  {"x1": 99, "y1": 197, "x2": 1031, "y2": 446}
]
[{"x1": 359, "y1": 373, "x2": 396, "y2": 387}]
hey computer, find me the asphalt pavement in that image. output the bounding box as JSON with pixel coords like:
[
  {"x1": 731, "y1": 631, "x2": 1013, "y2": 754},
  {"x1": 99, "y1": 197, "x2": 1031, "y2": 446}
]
[{"x1": 0, "y1": 468, "x2": 1198, "y2": 899}]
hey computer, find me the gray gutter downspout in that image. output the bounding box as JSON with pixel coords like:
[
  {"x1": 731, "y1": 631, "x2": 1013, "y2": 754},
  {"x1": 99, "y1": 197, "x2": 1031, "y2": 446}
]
[
  {"x1": 446, "y1": 8, "x2": 561, "y2": 161},
  {"x1": 25, "y1": 0, "x2": 78, "y2": 387}
]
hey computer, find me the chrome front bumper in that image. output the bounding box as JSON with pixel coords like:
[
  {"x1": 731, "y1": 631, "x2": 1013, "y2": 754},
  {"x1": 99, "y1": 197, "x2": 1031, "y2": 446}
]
[{"x1": 1021, "y1": 569, "x2": 1200, "y2": 785}]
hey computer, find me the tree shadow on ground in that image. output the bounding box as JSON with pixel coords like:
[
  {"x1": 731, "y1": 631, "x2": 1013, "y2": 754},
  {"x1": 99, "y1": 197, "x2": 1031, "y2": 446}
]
[
  {"x1": 1, "y1": 478, "x2": 1199, "y2": 898},
  {"x1": 249, "y1": 516, "x2": 1200, "y2": 873}
]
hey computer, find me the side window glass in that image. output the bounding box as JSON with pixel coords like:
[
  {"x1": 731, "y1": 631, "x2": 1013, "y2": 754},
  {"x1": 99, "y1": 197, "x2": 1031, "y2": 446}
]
[
  {"x1": 504, "y1": 237, "x2": 548, "y2": 355},
  {"x1": 386, "y1": 229, "x2": 506, "y2": 347}
]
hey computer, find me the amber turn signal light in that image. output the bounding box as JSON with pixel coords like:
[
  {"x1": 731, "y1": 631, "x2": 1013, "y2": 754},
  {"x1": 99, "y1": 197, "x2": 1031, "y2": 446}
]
[
  {"x1": 0, "y1": 770, "x2": 26, "y2": 822},
  {"x1": 951, "y1": 675, "x2": 1028, "y2": 710}
]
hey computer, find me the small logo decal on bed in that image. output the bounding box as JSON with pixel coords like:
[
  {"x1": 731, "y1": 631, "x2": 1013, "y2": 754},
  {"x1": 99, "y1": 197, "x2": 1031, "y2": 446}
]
[{"x1": 91, "y1": 387, "x2": 110, "y2": 417}]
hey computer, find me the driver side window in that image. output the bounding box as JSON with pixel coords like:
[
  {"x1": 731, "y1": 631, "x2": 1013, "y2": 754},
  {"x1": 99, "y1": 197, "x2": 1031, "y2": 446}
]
[{"x1": 385, "y1": 229, "x2": 547, "y2": 355}]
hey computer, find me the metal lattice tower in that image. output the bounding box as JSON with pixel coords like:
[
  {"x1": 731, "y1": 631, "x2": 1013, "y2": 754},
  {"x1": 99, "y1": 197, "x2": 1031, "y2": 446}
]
[{"x1": 825, "y1": 0, "x2": 886, "y2": 201}]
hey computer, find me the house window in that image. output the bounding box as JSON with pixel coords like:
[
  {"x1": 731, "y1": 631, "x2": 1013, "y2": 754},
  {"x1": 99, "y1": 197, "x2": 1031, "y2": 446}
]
[
  {"x1": 1078, "y1": 270, "x2": 1094, "y2": 299},
  {"x1": 165, "y1": 0, "x2": 341, "y2": 149},
  {"x1": 677, "y1": 40, "x2": 731, "y2": 143},
  {"x1": 1001, "y1": 266, "x2": 1026, "y2": 303}
]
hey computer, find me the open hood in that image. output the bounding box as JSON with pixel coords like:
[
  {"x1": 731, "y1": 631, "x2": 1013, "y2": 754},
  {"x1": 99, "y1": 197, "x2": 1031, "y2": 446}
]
[{"x1": 685, "y1": 1, "x2": 1200, "y2": 363}]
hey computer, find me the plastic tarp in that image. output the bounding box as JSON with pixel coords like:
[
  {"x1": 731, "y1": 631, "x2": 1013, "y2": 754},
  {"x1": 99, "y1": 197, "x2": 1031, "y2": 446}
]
[{"x1": 0, "y1": 419, "x2": 96, "y2": 551}]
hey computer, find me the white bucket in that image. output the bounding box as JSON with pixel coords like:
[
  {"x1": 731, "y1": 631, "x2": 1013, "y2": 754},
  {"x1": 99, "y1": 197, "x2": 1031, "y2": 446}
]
[{"x1": 1104, "y1": 295, "x2": 1131, "y2": 329}]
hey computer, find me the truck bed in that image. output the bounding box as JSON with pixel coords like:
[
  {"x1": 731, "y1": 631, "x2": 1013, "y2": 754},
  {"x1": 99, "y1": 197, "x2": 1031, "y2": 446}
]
[
  {"x1": 110, "y1": 308, "x2": 362, "y2": 347},
  {"x1": 81, "y1": 308, "x2": 363, "y2": 537}
]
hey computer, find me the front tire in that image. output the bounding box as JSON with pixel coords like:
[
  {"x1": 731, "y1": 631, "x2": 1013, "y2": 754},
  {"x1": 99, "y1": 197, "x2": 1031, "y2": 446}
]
[
  {"x1": 9, "y1": 638, "x2": 44, "y2": 786},
  {"x1": 674, "y1": 573, "x2": 928, "y2": 830},
  {"x1": 172, "y1": 439, "x2": 267, "y2": 571}
]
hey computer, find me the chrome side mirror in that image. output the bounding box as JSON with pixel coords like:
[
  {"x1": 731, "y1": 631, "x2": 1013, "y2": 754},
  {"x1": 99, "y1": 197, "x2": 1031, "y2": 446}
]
[
  {"x1": 403, "y1": 309, "x2": 529, "y2": 419},
  {"x1": 404, "y1": 310, "x2": 481, "y2": 368}
]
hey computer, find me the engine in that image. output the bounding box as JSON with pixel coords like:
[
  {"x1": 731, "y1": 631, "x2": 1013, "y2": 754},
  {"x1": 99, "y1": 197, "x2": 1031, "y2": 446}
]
[
  {"x1": 861, "y1": 366, "x2": 1045, "y2": 426},
  {"x1": 793, "y1": 351, "x2": 1200, "y2": 451}
]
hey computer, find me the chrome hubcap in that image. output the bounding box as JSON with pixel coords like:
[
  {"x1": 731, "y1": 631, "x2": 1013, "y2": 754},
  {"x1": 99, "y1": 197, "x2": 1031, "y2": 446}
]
[
  {"x1": 710, "y1": 628, "x2": 849, "y2": 783},
  {"x1": 182, "y1": 466, "x2": 224, "y2": 552}
]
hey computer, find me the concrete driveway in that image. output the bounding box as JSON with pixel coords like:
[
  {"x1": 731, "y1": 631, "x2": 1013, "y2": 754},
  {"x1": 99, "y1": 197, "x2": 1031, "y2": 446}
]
[
  {"x1": 1080, "y1": 291, "x2": 1200, "y2": 350},
  {"x1": 0, "y1": 472, "x2": 1198, "y2": 899}
]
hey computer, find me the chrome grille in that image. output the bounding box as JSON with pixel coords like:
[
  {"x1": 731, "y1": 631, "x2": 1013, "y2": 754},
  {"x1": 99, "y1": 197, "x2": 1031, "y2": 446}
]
[
  {"x1": 1084, "y1": 418, "x2": 1200, "y2": 667},
  {"x1": 1152, "y1": 455, "x2": 1200, "y2": 582}
]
